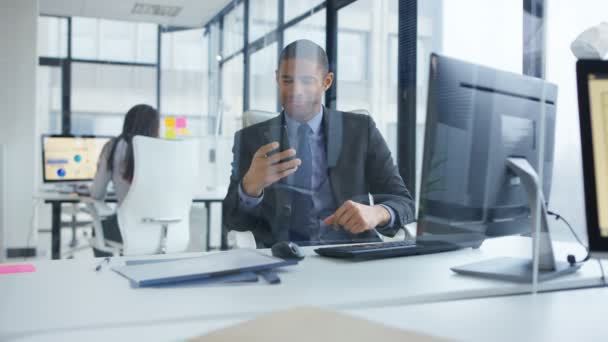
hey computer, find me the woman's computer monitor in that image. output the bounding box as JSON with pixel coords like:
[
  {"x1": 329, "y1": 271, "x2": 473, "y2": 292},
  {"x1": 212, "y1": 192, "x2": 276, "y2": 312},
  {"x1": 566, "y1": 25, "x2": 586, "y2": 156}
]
[{"x1": 41, "y1": 135, "x2": 111, "y2": 183}]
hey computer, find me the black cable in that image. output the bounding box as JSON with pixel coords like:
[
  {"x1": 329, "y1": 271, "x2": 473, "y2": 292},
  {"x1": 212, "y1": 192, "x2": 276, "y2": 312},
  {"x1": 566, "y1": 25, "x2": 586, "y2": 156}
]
[{"x1": 547, "y1": 210, "x2": 591, "y2": 265}]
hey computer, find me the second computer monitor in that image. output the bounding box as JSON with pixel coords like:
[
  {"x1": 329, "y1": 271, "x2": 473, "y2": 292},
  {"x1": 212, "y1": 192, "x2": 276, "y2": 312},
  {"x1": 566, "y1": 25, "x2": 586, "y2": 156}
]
[
  {"x1": 418, "y1": 53, "x2": 558, "y2": 239},
  {"x1": 42, "y1": 135, "x2": 111, "y2": 183}
]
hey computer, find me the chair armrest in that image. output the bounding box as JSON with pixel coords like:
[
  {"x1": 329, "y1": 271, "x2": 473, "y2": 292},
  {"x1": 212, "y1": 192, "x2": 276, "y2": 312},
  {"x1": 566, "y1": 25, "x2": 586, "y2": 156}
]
[
  {"x1": 378, "y1": 226, "x2": 413, "y2": 242},
  {"x1": 81, "y1": 199, "x2": 115, "y2": 218},
  {"x1": 227, "y1": 230, "x2": 257, "y2": 249},
  {"x1": 140, "y1": 217, "x2": 184, "y2": 254}
]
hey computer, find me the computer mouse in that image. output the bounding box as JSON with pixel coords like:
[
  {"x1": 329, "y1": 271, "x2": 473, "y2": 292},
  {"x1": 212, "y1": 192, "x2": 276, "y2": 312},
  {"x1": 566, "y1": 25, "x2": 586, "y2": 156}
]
[{"x1": 271, "y1": 241, "x2": 305, "y2": 260}]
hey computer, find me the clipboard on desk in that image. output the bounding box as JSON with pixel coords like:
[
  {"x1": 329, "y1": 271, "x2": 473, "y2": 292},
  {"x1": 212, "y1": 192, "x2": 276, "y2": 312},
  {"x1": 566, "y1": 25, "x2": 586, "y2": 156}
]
[{"x1": 112, "y1": 249, "x2": 297, "y2": 287}]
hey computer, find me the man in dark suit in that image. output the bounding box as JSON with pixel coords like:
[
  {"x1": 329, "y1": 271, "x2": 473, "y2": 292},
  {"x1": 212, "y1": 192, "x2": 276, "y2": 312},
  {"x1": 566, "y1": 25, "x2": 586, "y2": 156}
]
[{"x1": 223, "y1": 39, "x2": 415, "y2": 248}]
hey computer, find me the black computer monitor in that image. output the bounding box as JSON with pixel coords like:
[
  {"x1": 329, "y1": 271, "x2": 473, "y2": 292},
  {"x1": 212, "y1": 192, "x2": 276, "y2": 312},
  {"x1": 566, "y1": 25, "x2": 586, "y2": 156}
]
[
  {"x1": 419, "y1": 53, "x2": 557, "y2": 238},
  {"x1": 577, "y1": 59, "x2": 608, "y2": 258},
  {"x1": 419, "y1": 54, "x2": 579, "y2": 282}
]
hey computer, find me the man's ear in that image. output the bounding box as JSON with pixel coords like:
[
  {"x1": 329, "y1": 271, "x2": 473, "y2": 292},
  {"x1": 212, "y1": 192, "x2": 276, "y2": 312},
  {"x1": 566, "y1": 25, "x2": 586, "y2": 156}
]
[
  {"x1": 275, "y1": 69, "x2": 279, "y2": 84},
  {"x1": 323, "y1": 72, "x2": 334, "y2": 91}
]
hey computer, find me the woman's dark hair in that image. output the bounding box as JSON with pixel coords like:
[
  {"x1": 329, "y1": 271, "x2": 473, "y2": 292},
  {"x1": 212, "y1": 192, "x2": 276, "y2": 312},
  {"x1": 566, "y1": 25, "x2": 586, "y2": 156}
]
[{"x1": 107, "y1": 104, "x2": 160, "y2": 183}]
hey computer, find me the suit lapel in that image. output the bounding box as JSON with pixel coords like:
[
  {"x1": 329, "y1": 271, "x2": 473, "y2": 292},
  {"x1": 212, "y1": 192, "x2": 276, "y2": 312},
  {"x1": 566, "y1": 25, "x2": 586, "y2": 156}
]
[
  {"x1": 323, "y1": 107, "x2": 342, "y2": 168},
  {"x1": 323, "y1": 107, "x2": 345, "y2": 204}
]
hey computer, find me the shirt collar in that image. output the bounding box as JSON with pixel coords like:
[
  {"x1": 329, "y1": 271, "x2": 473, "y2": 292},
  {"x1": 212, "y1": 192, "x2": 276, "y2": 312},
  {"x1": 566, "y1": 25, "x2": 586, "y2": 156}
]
[{"x1": 284, "y1": 105, "x2": 324, "y2": 137}]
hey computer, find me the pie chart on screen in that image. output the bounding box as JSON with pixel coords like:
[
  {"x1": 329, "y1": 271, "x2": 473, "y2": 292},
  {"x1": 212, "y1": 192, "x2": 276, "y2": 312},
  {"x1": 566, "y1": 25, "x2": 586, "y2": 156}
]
[{"x1": 57, "y1": 168, "x2": 66, "y2": 177}]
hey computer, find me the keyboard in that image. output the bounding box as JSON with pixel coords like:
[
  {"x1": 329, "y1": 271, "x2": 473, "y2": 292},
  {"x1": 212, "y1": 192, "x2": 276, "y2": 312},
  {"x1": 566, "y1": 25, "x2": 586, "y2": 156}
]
[{"x1": 314, "y1": 240, "x2": 460, "y2": 260}]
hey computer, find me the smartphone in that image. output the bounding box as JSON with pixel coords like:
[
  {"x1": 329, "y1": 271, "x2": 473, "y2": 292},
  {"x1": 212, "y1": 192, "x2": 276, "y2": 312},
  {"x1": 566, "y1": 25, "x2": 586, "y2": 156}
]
[{"x1": 263, "y1": 131, "x2": 296, "y2": 163}]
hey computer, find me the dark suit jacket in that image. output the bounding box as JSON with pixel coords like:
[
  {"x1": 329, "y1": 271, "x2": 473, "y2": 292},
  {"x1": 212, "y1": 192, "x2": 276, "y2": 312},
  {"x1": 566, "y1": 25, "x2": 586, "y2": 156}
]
[{"x1": 222, "y1": 107, "x2": 415, "y2": 248}]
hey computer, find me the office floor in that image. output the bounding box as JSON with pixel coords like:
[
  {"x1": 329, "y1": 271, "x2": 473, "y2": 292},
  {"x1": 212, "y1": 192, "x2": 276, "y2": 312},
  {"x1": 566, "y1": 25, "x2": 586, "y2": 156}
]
[
  {"x1": 5, "y1": 227, "x2": 95, "y2": 262},
  {"x1": 6, "y1": 204, "x2": 215, "y2": 263}
]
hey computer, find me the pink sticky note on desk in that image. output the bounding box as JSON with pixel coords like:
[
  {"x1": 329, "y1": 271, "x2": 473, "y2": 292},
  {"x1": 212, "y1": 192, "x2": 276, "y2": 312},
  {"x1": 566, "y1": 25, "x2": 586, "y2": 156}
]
[{"x1": 0, "y1": 264, "x2": 36, "y2": 275}]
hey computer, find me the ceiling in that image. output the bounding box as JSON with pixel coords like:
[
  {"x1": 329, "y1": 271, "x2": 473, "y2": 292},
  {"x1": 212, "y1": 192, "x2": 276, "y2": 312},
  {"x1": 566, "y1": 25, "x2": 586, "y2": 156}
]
[{"x1": 39, "y1": 0, "x2": 234, "y2": 27}]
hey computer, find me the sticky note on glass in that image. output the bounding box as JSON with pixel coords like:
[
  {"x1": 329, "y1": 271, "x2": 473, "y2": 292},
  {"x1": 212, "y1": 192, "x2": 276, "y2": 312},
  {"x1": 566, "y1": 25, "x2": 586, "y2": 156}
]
[
  {"x1": 176, "y1": 117, "x2": 187, "y2": 129},
  {"x1": 165, "y1": 128, "x2": 176, "y2": 139},
  {"x1": 0, "y1": 264, "x2": 36, "y2": 275},
  {"x1": 165, "y1": 117, "x2": 176, "y2": 128},
  {"x1": 178, "y1": 128, "x2": 190, "y2": 136}
]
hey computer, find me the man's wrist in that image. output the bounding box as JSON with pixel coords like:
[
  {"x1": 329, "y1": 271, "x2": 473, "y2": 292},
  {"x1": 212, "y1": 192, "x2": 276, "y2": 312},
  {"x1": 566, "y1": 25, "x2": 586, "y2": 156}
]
[
  {"x1": 242, "y1": 175, "x2": 263, "y2": 197},
  {"x1": 373, "y1": 205, "x2": 391, "y2": 227}
]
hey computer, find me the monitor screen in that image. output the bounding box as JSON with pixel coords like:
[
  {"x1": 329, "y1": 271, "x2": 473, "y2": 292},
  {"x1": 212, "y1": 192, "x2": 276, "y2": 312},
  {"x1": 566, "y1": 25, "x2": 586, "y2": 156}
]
[
  {"x1": 418, "y1": 53, "x2": 557, "y2": 240},
  {"x1": 42, "y1": 135, "x2": 111, "y2": 183},
  {"x1": 586, "y1": 72, "x2": 608, "y2": 238}
]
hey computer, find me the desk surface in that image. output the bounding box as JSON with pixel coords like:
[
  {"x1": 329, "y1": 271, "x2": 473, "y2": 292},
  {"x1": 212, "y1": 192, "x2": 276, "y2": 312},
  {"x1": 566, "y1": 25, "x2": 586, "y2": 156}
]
[
  {"x1": 0, "y1": 236, "x2": 604, "y2": 341},
  {"x1": 24, "y1": 285, "x2": 603, "y2": 342},
  {"x1": 6, "y1": 286, "x2": 607, "y2": 342}
]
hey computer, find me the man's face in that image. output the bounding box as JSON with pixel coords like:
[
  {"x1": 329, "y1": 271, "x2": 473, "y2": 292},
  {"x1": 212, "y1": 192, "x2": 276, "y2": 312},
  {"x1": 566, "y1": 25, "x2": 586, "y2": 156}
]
[{"x1": 276, "y1": 58, "x2": 334, "y2": 122}]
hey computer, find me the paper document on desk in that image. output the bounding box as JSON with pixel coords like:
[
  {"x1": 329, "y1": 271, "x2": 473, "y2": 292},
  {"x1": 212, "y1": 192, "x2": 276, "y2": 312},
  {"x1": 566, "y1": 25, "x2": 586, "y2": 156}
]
[
  {"x1": 188, "y1": 307, "x2": 448, "y2": 342},
  {"x1": 112, "y1": 249, "x2": 297, "y2": 287}
]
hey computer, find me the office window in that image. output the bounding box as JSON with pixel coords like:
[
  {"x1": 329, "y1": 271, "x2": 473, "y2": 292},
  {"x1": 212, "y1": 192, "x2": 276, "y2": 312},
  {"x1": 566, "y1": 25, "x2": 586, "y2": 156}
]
[
  {"x1": 284, "y1": 0, "x2": 324, "y2": 23},
  {"x1": 36, "y1": 66, "x2": 62, "y2": 134},
  {"x1": 207, "y1": 22, "x2": 222, "y2": 134},
  {"x1": 71, "y1": 62, "x2": 156, "y2": 135},
  {"x1": 38, "y1": 16, "x2": 68, "y2": 58},
  {"x1": 250, "y1": 43, "x2": 278, "y2": 112},
  {"x1": 71, "y1": 17, "x2": 157, "y2": 63},
  {"x1": 161, "y1": 29, "x2": 209, "y2": 137},
  {"x1": 336, "y1": 0, "x2": 398, "y2": 161},
  {"x1": 222, "y1": 3, "x2": 245, "y2": 57},
  {"x1": 338, "y1": 31, "x2": 369, "y2": 82},
  {"x1": 283, "y1": 8, "x2": 325, "y2": 48},
  {"x1": 249, "y1": 0, "x2": 278, "y2": 43},
  {"x1": 220, "y1": 54, "x2": 244, "y2": 137},
  {"x1": 544, "y1": 0, "x2": 608, "y2": 240},
  {"x1": 442, "y1": 1, "x2": 522, "y2": 73},
  {"x1": 415, "y1": 0, "x2": 522, "y2": 200},
  {"x1": 418, "y1": 0, "x2": 522, "y2": 122}
]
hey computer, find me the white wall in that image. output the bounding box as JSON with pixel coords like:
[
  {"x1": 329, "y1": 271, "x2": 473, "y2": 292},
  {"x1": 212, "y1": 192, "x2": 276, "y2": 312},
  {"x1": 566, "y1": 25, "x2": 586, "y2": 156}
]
[
  {"x1": 0, "y1": 0, "x2": 38, "y2": 251},
  {"x1": 0, "y1": 144, "x2": 6, "y2": 261}
]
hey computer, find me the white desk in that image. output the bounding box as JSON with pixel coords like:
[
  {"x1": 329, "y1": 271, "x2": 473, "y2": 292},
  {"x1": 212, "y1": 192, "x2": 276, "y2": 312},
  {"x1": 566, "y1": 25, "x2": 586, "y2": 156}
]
[
  {"x1": 8, "y1": 286, "x2": 607, "y2": 342},
  {"x1": 0, "y1": 236, "x2": 604, "y2": 341},
  {"x1": 347, "y1": 285, "x2": 608, "y2": 342}
]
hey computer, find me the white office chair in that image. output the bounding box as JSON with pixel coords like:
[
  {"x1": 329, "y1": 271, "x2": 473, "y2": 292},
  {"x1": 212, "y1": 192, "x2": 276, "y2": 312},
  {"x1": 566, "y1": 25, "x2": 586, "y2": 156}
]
[
  {"x1": 227, "y1": 110, "x2": 279, "y2": 249},
  {"x1": 87, "y1": 136, "x2": 200, "y2": 256},
  {"x1": 347, "y1": 108, "x2": 370, "y2": 115}
]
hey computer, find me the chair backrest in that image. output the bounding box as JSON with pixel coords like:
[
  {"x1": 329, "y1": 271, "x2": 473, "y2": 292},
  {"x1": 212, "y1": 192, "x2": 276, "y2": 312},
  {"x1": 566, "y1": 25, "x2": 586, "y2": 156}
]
[
  {"x1": 243, "y1": 109, "x2": 367, "y2": 129},
  {"x1": 348, "y1": 108, "x2": 370, "y2": 115},
  {"x1": 243, "y1": 110, "x2": 279, "y2": 128},
  {"x1": 117, "y1": 136, "x2": 199, "y2": 255}
]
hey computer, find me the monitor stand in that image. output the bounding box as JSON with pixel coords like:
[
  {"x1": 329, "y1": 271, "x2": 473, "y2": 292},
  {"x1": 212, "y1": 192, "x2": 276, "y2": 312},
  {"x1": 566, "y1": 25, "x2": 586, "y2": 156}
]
[{"x1": 451, "y1": 157, "x2": 581, "y2": 283}]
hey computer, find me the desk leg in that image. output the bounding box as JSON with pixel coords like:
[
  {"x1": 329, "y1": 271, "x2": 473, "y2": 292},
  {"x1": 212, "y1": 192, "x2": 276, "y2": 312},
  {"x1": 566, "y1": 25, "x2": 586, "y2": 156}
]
[
  {"x1": 51, "y1": 203, "x2": 61, "y2": 260},
  {"x1": 205, "y1": 202, "x2": 211, "y2": 251},
  {"x1": 220, "y1": 205, "x2": 227, "y2": 250}
]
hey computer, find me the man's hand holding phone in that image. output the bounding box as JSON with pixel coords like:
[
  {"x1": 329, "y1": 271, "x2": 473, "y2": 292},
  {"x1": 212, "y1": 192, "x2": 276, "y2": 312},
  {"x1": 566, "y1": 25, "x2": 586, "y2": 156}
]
[{"x1": 242, "y1": 142, "x2": 301, "y2": 197}]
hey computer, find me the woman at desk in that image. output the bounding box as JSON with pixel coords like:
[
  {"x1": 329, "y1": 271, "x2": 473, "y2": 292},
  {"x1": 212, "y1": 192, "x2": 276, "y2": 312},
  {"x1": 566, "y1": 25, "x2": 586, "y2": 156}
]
[{"x1": 90, "y1": 104, "x2": 160, "y2": 256}]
